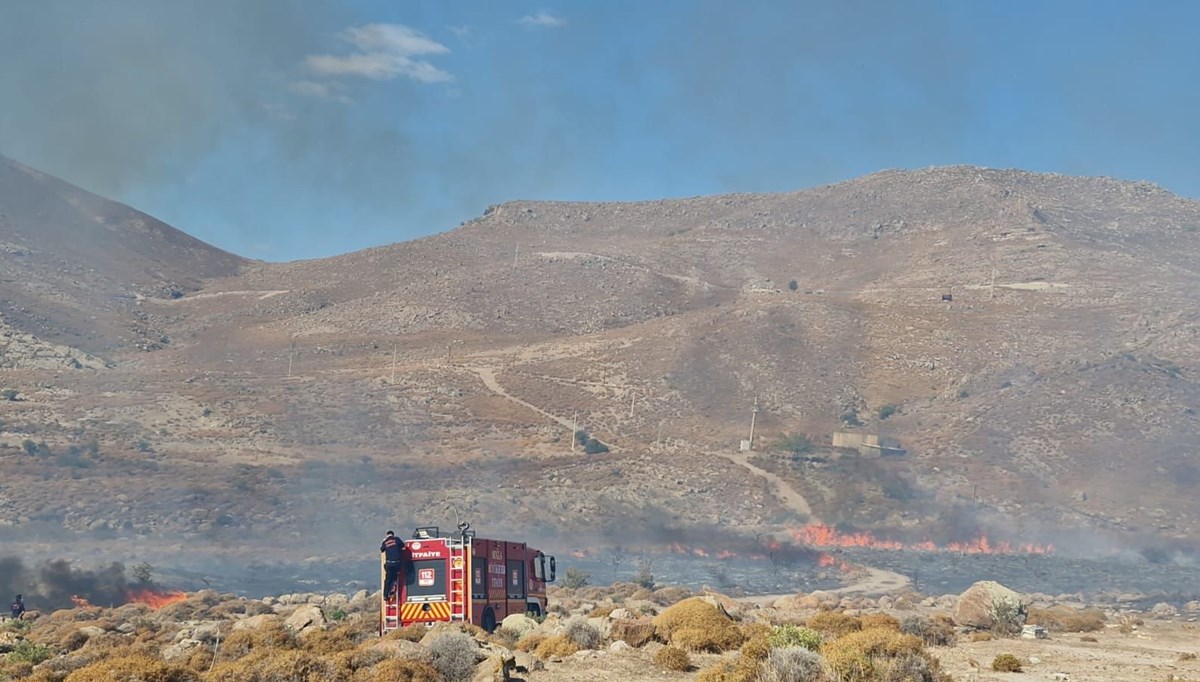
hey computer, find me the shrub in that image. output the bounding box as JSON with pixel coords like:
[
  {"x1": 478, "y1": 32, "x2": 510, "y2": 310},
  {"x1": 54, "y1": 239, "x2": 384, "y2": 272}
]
[
  {"x1": 427, "y1": 630, "x2": 480, "y2": 682},
  {"x1": 768, "y1": 624, "x2": 823, "y2": 651},
  {"x1": 63, "y1": 654, "x2": 198, "y2": 682},
  {"x1": 562, "y1": 568, "x2": 590, "y2": 589},
  {"x1": 1026, "y1": 605, "x2": 1105, "y2": 632},
  {"x1": 777, "y1": 433, "x2": 813, "y2": 455},
  {"x1": 761, "y1": 646, "x2": 825, "y2": 682},
  {"x1": 878, "y1": 404, "x2": 898, "y2": 420},
  {"x1": 610, "y1": 618, "x2": 656, "y2": 647},
  {"x1": 991, "y1": 653, "x2": 1023, "y2": 672},
  {"x1": 563, "y1": 617, "x2": 601, "y2": 650},
  {"x1": 583, "y1": 438, "x2": 609, "y2": 454},
  {"x1": 788, "y1": 280, "x2": 799, "y2": 291},
  {"x1": 386, "y1": 624, "x2": 429, "y2": 643},
  {"x1": 899, "y1": 615, "x2": 955, "y2": 647},
  {"x1": 633, "y1": 561, "x2": 655, "y2": 590},
  {"x1": 858, "y1": 614, "x2": 900, "y2": 632},
  {"x1": 654, "y1": 645, "x2": 691, "y2": 671},
  {"x1": 206, "y1": 649, "x2": 341, "y2": 682},
  {"x1": 7, "y1": 640, "x2": 53, "y2": 665},
  {"x1": 821, "y1": 628, "x2": 924, "y2": 682},
  {"x1": 534, "y1": 633, "x2": 580, "y2": 658},
  {"x1": 361, "y1": 658, "x2": 442, "y2": 682},
  {"x1": 653, "y1": 598, "x2": 744, "y2": 652},
  {"x1": 1081, "y1": 635, "x2": 1098, "y2": 642},
  {"x1": 990, "y1": 598, "x2": 1026, "y2": 637},
  {"x1": 514, "y1": 632, "x2": 546, "y2": 652},
  {"x1": 739, "y1": 631, "x2": 770, "y2": 662},
  {"x1": 218, "y1": 622, "x2": 297, "y2": 658},
  {"x1": 808, "y1": 611, "x2": 862, "y2": 639},
  {"x1": 876, "y1": 653, "x2": 945, "y2": 682},
  {"x1": 696, "y1": 655, "x2": 761, "y2": 682}
]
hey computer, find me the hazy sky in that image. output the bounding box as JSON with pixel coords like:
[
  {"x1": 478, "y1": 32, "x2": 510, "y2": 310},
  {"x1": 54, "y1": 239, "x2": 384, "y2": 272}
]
[{"x1": 2, "y1": 1, "x2": 1198, "y2": 261}]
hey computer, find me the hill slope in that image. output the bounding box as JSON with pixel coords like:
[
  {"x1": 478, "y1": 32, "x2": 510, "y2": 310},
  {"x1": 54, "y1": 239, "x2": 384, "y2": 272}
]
[
  {"x1": 3, "y1": 164, "x2": 1200, "y2": 578},
  {"x1": 0, "y1": 153, "x2": 244, "y2": 354}
]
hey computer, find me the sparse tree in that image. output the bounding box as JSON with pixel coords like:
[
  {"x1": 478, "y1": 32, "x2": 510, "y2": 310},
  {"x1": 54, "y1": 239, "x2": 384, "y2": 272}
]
[
  {"x1": 776, "y1": 433, "x2": 812, "y2": 456},
  {"x1": 584, "y1": 438, "x2": 609, "y2": 454},
  {"x1": 131, "y1": 562, "x2": 154, "y2": 585},
  {"x1": 2, "y1": 389, "x2": 18, "y2": 401},
  {"x1": 788, "y1": 279, "x2": 799, "y2": 291},
  {"x1": 562, "y1": 568, "x2": 590, "y2": 589},
  {"x1": 22, "y1": 439, "x2": 37, "y2": 456},
  {"x1": 878, "y1": 404, "x2": 898, "y2": 420}
]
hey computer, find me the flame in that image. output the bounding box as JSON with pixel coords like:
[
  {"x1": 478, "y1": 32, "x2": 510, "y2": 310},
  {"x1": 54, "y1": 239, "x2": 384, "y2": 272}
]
[
  {"x1": 816, "y1": 553, "x2": 853, "y2": 573},
  {"x1": 126, "y1": 587, "x2": 188, "y2": 609},
  {"x1": 70, "y1": 594, "x2": 92, "y2": 608},
  {"x1": 793, "y1": 524, "x2": 1052, "y2": 555}
]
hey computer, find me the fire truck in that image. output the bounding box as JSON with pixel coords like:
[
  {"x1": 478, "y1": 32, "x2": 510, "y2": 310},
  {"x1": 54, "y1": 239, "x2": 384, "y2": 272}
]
[{"x1": 380, "y1": 523, "x2": 556, "y2": 634}]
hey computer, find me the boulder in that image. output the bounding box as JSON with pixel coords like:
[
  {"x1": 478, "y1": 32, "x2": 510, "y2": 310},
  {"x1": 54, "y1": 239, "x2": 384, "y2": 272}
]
[
  {"x1": 369, "y1": 638, "x2": 433, "y2": 663},
  {"x1": 325, "y1": 594, "x2": 349, "y2": 608},
  {"x1": 512, "y1": 650, "x2": 544, "y2": 674},
  {"x1": 473, "y1": 642, "x2": 515, "y2": 682},
  {"x1": 284, "y1": 605, "x2": 326, "y2": 632},
  {"x1": 1150, "y1": 602, "x2": 1176, "y2": 618},
  {"x1": 349, "y1": 590, "x2": 370, "y2": 605},
  {"x1": 953, "y1": 581, "x2": 1025, "y2": 629},
  {"x1": 609, "y1": 640, "x2": 633, "y2": 654},
  {"x1": 78, "y1": 626, "x2": 107, "y2": 639},
  {"x1": 608, "y1": 608, "x2": 633, "y2": 620},
  {"x1": 500, "y1": 613, "x2": 539, "y2": 637},
  {"x1": 0, "y1": 631, "x2": 21, "y2": 654},
  {"x1": 234, "y1": 614, "x2": 282, "y2": 631},
  {"x1": 1184, "y1": 601, "x2": 1200, "y2": 614},
  {"x1": 163, "y1": 638, "x2": 204, "y2": 661}
]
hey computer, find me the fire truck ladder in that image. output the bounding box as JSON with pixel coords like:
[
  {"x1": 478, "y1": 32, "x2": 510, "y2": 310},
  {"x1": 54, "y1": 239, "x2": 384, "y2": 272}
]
[{"x1": 447, "y1": 535, "x2": 470, "y2": 623}]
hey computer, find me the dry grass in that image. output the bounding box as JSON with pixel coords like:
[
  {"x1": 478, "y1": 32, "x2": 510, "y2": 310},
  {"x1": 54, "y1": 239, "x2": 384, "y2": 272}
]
[
  {"x1": 63, "y1": 653, "x2": 199, "y2": 682},
  {"x1": 807, "y1": 611, "x2": 863, "y2": 639},
  {"x1": 653, "y1": 645, "x2": 692, "y2": 671},
  {"x1": 515, "y1": 632, "x2": 548, "y2": 653},
  {"x1": 1026, "y1": 605, "x2": 1107, "y2": 633},
  {"x1": 385, "y1": 624, "x2": 430, "y2": 643},
  {"x1": 358, "y1": 658, "x2": 442, "y2": 682},
  {"x1": 991, "y1": 653, "x2": 1023, "y2": 672},
  {"x1": 858, "y1": 613, "x2": 899, "y2": 632},
  {"x1": 821, "y1": 628, "x2": 925, "y2": 682},
  {"x1": 653, "y1": 598, "x2": 744, "y2": 652},
  {"x1": 534, "y1": 633, "x2": 581, "y2": 658}
]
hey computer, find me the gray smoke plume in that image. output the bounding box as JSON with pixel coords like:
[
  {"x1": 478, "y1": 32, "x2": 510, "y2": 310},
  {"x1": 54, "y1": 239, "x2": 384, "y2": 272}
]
[{"x1": 0, "y1": 556, "x2": 131, "y2": 611}]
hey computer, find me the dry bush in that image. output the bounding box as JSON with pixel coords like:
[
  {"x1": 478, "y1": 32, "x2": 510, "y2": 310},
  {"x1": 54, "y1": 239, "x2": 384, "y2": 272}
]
[
  {"x1": 63, "y1": 653, "x2": 199, "y2": 682},
  {"x1": 204, "y1": 649, "x2": 342, "y2": 682},
  {"x1": 1180, "y1": 652, "x2": 1198, "y2": 662},
  {"x1": 0, "y1": 659, "x2": 36, "y2": 680},
  {"x1": 991, "y1": 653, "x2": 1023, "y2": 672},
  {"x1": 969, "y1": 632, "x2": 993, "y2": 642},
  {"x1": 426, "y1": 630, "x2": 480, "y2": 682},
  {"x1": 488, "y1": 627, "x2": 519, "y2": 650},
  {"x1": 859, "y1": 614, "x2": 900, "y2": 632},
  {"x1": 652, "y1": 586, "x2": 693, "y2": 606},
  {"x1": 899, "y1": 615, "x2": 956, "y2": 647},
  {"x1": 696, "y1": 654, "x2": 761, "y2": 682},
  {"x1": 808, "y1": 612, "x2": 862, "y2": 639},
  {"x1": 1081, "y1": 635, "x2": 1098, "y2": 643},
  {"x1": 1027, "y1": 605, "x2": 1106, "y2": 633},
  {"x1": 562, "y1": 617, "x2": 601, "y2": 649},
  {"x1": 59, "y1": 629, "x2": 90, "y2": 652},
  {"x1": 739, "y1": 632, "x2": 771, "y2": 662},
  {"x1": 386, "y1": 624, "x2": 431, "y2": 643},
  {"x1": 534, "y1": 634, "x2": 580, "y2": 658},
  {"x1": 653, "y1": 598, "x2": 744, "y2": 652},
  {"x1": 589, "y1": 605, "x2": 616, "y2": 619},
  {"x1": 630, "y1": 588, "x2": 655, "y2": 601},
  {"x1": 653, "y1": 645, "x2": 692, "y2": 671},
  {"x1": 217, "y1": 622, "x2": 298, "y2": 658},
  {"x1": 300, "y1": 626, "x2": 358, "y2": 655},
  {"x1": 610, "y1": 618, "x2": 656, "y2": 647},
  {"x1": 761, "y1": 647, "x2": 826, "y2": 682},
  {"x1": 356, "y1": 658, "x2": 442, "y2": 682},
  {"x1": 821, "y1": 628, "x2": 924, "y2": 682},
  {"x1": 515, "y1": 632, "x2": 547, "y2": 653}
]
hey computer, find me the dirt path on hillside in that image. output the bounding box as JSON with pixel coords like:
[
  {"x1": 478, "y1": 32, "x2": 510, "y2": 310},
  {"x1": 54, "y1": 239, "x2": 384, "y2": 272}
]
[
  {"x1": 712, "y1": 449, "x2": 819, "y2": 523},
  {"x1": 470, "y1": 365, "x2": 577, "y2": 432}
]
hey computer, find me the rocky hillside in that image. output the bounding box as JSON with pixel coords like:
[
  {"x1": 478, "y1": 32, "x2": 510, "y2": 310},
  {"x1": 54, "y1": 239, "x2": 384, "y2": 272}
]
[
  {"x1": 3, "y1": 162, "x2": 1200, "y2": 584},
  {"x1": 0, "y1": 153, "x2": 244, "y2": 353}
]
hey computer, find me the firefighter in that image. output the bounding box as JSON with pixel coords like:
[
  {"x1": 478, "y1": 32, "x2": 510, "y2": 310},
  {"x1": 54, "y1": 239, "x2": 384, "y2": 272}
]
[
  {"x1": 380, "y1": 531, "x2": 404, "y2": 599},
  {"x1": 10, "y1": 594, "x2": 24, "y2": 620}
]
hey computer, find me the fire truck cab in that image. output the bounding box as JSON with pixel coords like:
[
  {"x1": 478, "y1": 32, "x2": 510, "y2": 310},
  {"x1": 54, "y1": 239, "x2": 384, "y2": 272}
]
[{"x1": 381, "y1": 523, "x2": 556, "y2": 634}]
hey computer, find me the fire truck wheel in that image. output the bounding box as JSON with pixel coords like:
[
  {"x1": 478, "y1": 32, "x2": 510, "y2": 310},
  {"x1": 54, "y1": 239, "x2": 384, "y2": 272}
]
[{"x1": 482, "y1": 608, "x2": 496, "y2": 633}]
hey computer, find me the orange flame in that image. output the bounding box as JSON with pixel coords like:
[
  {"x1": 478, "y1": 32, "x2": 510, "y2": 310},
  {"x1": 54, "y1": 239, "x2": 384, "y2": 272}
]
[
  {"x1": 816, "y1": 553, "x2": 853, "y2": 573},
  {"x1": 70, "y1": 594, "x2": 92, "y2": 608},
  {"x1": 793, "y1": 524, "x2": 1052, "y2": 555},
  {"x1": 126, "y1": 587, "x2": 188, "y2": 609}
]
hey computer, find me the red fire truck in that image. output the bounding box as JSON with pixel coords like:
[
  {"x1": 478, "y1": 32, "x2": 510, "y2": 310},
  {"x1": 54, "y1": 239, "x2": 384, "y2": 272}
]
[{"x1": 381, "y1": 523, "x2": 556, "y2": 634}]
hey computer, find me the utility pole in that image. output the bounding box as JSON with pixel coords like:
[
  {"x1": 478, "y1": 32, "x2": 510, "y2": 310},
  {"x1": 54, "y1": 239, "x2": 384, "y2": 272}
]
[
  {"x1": 748, "y1": 396, "x2": 759, "y2": 449},
  {"x1": 629, "y1": 391, "x2": 636, "y2": 418},
  {"x1": 570, "y1": 411, "x2": 578, "y2": 453},
  {"x1": 990, "y1": 266, "x2": 997, "y2": 301},
  {"x1": 390, "y1": 343, "x2": 398, "y2": 383},
  {"x1": 287, "y1": 340, "x2": 296, "y2": 377},
  {"x1": 513, "y1": 244, "x2": 520, "y2": 268},
  {"x1": 656, "y1": 420, "x2": 664, "y2": 452}
]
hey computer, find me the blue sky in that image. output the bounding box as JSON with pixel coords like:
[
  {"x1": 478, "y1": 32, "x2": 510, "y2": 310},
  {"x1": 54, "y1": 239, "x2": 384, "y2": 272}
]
[{"x1": 1, "y1": 1, "x2": 1198, "y2": 261}]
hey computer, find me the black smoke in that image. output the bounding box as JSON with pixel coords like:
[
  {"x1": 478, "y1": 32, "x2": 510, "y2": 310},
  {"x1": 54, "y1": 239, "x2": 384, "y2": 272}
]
[{"x1": 0, "y1": 556, "x2": 132, "y2": 611}]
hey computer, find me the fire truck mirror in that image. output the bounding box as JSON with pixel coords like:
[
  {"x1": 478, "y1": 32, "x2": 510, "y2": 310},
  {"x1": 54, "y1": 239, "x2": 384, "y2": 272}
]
[{"x1": 548, "y1": 556, "x2": 557, "y2": 583}]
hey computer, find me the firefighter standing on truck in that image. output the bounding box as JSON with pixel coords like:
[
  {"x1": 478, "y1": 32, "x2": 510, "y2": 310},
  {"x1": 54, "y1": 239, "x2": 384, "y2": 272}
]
[{"x1": 381, "y1": 531, "x2": 404, "y2": 599}]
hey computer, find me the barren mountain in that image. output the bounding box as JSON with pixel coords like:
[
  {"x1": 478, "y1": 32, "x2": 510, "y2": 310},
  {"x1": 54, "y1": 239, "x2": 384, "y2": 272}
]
[
  {"x1": 3, "y1": 162, "x2": 1200, "y2": 588},
  {"x1": 0, "y1": 153, "x2": 244, "y2": 354}
]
